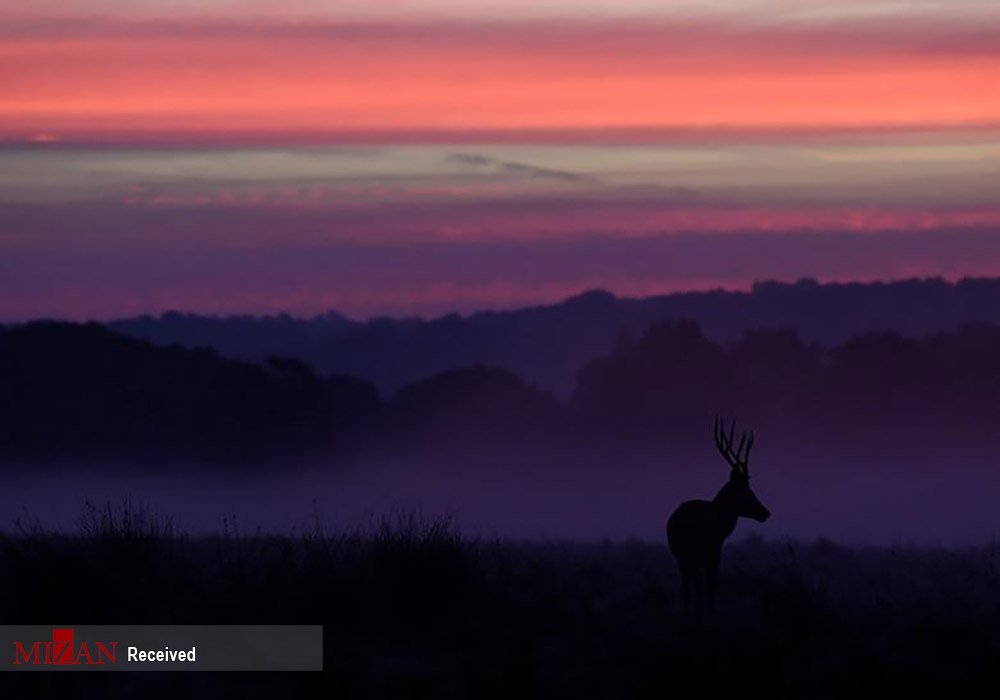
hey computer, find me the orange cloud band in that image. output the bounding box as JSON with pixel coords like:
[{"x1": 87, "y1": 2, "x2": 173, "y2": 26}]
[{"x1": 2, "y1": 23, "x2": 999, "y2": 139}]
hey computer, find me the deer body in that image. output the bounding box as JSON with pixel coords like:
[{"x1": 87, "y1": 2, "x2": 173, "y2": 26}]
[{"x1": 667, "y1": 418, "x2": 770, "y2": 614}]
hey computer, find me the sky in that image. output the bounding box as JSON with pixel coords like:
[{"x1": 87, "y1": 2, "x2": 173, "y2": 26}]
[{"x1": 1, "y1": 0, "x2": 999, "y2": 320}]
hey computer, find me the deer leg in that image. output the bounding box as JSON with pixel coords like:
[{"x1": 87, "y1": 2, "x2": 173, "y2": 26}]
[
  {"x1": 678, "y1": 560, "x2": 695, "y2": 614},
  {"x1": 704, "y1": 552, "x2": 720, "y2": 616},
  {"x1": 691, "y1": 566, "x2": 707, "y2": 618}
]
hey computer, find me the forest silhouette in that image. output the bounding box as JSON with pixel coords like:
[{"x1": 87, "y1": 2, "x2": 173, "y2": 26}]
[
  {"x1": 5, "y1": 296, "x2": 1000, "y2": 466},
  {"x1": 106, "y1": 277, "x2": 1000, "y2": 398}
]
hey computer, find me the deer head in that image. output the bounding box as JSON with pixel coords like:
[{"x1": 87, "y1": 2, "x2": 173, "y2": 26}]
[{"x1": 713, "y1": 416, "x2": 770, "y2": 522}]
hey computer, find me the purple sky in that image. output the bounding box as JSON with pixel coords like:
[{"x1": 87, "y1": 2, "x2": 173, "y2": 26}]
[{"x1": 3, "y1": 140, "x2": 1000, "y2": 320}]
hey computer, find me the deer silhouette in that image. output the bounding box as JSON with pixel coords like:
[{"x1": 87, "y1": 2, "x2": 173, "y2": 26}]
[{"x1": 667, "y1": 417, "x2": 770, "y2": 614}]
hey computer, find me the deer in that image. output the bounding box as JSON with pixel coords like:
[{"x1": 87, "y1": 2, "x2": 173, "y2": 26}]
[{"x1": 667, "y1": 417, "x2": 770, "y2": 615}]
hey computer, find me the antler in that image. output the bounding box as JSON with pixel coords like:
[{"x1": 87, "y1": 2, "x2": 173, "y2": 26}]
[{"x1": 714, "y1": 416, "x2": 754, "y2": 474}]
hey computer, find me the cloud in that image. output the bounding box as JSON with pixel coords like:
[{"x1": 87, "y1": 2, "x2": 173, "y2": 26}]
[
  {"x1": 446, "y1": 152, "x2": 591, "y2": 183},
  {"x1": 3, "y1": 1, "x2": 999, "y2": 25}
]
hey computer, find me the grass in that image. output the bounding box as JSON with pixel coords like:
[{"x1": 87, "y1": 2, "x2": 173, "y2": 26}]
[{"x1": 1, "y1": 504, "x2": 999, "y2": 698}]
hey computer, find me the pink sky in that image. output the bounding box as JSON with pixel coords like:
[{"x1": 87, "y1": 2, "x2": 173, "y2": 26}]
[
  {"x1": 2, "y1": 3, "x2": 1000, "y2": 139},
  {"x1": 1, "y1": 1, "x2": 999, "y2": 318}
]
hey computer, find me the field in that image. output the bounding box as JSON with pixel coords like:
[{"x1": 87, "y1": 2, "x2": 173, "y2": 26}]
[{"x1": 2, "y1": 505, "x2": 999, "y2": 698}]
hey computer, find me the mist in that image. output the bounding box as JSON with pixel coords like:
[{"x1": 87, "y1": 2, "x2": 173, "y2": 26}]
[{"x1": 4, "y1": 443, "x2": 996, "y2": 547}]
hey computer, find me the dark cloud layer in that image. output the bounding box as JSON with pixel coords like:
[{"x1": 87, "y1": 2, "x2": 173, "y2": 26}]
[{"x1": 3, "y1": 198, "x2": 1000, "y2": 320}]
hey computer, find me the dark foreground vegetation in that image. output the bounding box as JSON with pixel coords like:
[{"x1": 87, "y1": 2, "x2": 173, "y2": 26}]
[{"x1": 2, "y1": 507, "x2": 999, "y2": 698}]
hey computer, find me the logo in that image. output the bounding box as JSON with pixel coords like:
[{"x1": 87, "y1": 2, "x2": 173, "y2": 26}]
[
  {"x1": 3, "y1": 624, "x2": 321, "y2": 671},
  {"x1": 13, "y1": 628, "x2": 117, "y2": 666}
]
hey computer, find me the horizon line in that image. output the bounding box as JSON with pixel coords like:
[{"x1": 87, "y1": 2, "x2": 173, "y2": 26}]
[{"x1": 2, "y1": 273, "x2": 993, "y2": 327}]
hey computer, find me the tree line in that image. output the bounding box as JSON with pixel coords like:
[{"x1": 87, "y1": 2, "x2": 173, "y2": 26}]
[{"x1": 2, "y1": 318, "x2": 999, "y2": 466}]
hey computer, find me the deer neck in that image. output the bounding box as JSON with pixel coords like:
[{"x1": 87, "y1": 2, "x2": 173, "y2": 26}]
[{"x1": 711, "y1": 488, "x2": 741, "y2": 538}]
